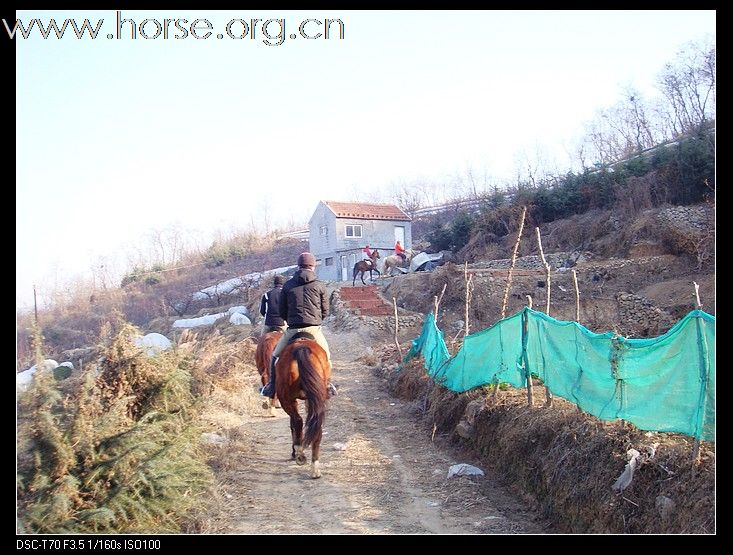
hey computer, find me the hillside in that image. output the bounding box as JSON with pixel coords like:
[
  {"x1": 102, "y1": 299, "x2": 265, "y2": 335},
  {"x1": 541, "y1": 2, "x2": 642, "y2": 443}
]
[{"x1": 16, "y1": 196, "x2": 716, "y2": 534}]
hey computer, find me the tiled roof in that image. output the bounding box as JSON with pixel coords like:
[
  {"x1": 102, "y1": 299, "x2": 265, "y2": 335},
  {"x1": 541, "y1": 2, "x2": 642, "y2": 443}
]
[{"x1": 322, "y1": 201, "x2": 411, "y2": 221}]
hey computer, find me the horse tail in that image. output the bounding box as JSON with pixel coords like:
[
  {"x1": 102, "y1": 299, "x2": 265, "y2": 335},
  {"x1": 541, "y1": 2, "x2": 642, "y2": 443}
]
[{"x1": 293, "y1": 345, "x2": 327, "y2": 447}]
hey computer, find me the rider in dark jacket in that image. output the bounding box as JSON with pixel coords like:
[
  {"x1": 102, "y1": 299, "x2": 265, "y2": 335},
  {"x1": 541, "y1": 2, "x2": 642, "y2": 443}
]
[
  {"x1": 259, "y1": 275, "x2": 287, "y2": 333},
  {"x1": 260, "y1": 252, "x2": 337, "y2": 398}
]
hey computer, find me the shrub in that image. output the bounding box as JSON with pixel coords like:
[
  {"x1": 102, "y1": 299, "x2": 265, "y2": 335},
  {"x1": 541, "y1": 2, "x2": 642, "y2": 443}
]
[{"x1": 16, "y1": 321, "x2": 212, "y2": 533}]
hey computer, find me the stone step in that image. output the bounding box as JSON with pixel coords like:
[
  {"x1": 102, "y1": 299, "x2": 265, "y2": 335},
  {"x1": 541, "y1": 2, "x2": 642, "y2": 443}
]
[
  {"x1": 338, "y1": 286, "x2": 393, "y2": 317},
  {"x1": 339, "y1": 286, "x2": 379, "y2": 299},
  {"x1": 342, "y1": 293, "x2": 382, "y2": 302},
  {"x1": 346, "y1": 299, "x2": 388, "y2": 310},
  {"x1": 358, "y1": 307, "x2": 394, "y2": 316}
]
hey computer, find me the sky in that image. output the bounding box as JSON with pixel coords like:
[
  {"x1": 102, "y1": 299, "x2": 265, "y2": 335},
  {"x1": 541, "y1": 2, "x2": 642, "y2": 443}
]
[{"x1": 15, "y1": 9, "x2": 716, "y2": 310}]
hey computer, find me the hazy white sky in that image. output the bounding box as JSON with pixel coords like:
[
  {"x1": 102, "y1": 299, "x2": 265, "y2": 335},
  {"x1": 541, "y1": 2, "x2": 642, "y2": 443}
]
[{"x1": 15, "y1": 9, "x2": 715, "y2": 309}]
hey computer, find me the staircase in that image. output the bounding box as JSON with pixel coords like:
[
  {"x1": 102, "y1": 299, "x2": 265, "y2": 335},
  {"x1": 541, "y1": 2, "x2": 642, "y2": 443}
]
[{"x1": 338, "y1": 285, "x2": 393, "y2": 317}]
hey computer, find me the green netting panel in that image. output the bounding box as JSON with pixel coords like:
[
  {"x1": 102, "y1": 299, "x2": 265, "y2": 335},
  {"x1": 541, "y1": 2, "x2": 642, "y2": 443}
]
[
  {"x1": 404, "y1": 307, "x2": 715, "y2": 441},
  {"x1": 526, "y1": 309, "x2": 715, "y2": 440},
  {"x1": 614, "y1": 310, "x2": 715, "y2": 441},
  {"x1": 404, "y1": 313, "x2": 450, "y2": 376},
  {"x1": 524, "y1": 311, "x2": 620, "y2": 417},
  {"x1": 433, "y1": 311, "x2": 525, "y2": 391}
]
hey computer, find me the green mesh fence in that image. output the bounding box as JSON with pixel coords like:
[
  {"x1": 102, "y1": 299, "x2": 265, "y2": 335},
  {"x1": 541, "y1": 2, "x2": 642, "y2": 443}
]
[{"x1": 404, "y1": 308, "x2": 715, "y2": 441}]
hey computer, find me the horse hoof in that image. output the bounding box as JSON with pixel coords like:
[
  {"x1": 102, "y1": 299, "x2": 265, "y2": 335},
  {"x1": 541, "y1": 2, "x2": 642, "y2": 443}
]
[{"x1": 295, "y1": 454, "x2": 307, "y2": 465}]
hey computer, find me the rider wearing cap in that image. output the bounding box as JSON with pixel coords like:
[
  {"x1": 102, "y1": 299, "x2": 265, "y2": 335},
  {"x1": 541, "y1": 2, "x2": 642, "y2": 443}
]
[
  {"x1": 259, "y1": 274, "x2": 287, "y2": 333},
  {"x1": 260, "y1": 252, "x2": 337, "y2": 399}
]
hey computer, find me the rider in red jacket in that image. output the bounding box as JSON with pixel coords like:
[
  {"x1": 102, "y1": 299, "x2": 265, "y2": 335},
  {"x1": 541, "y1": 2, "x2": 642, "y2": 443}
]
[
  {"x1": 363, "y1": 245, "x2": 374, "y2": 268},
  {"x1": 394, "y1": 240, "x2": 406, "y2": 262}
]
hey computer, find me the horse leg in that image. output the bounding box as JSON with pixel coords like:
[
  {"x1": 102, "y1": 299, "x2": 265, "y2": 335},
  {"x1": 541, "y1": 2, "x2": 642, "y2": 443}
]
[
  {"x1": 282, "y1": 399, "x2": 304, "y2": 462},
  {"x1": 290, "y1": 404, "x2": 306, "y2": 465},
  {"x1": 360, "y1": 270, "x2": 366, "y2": 285},
  {"x1": 310, "y1": 423, "x2": 323, "y2": 479}
]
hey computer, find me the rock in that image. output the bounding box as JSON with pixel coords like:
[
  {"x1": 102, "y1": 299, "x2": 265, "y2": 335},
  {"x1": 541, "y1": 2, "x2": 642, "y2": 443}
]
[
  {"x1": 134, "y1": 333, "x2": 172, "y2": 356},
  {"x1": 229, "y1": 313, "x2": 252, "y2": 325},
  {"x1": 447, "y1": 464, "x2": 484, "y2": 478},
  {"x1": 17, "y1": 359, "x2": 58, "y2": 392},
  {"x1": 173, "y1": 313, "x2": 227, "y2": 328}
]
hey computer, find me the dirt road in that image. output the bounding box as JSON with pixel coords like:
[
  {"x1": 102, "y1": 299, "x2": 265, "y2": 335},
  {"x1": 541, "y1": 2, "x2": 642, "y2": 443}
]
[{"x1": 205, "y1": 329, "x2": 550, "y2": 534}]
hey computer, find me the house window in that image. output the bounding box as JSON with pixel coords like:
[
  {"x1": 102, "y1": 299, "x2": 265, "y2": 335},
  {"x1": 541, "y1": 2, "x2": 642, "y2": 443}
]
[
  {"x1": 325, "y1": 257, "x2": 334, "y2": 266},
  {"x1": 345, "y1": 224, "x2": 362, "y2": 238},
  {"x1": 320, "y1": 225, "x2": 328, "y2": 236}
]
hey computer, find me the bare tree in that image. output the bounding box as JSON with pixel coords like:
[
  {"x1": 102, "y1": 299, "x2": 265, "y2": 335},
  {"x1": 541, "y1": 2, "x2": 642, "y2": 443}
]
[
  {"x1": 657, "y1": 37, "x2": 716, "y2": 136},
  {"x1": 391, "y1": 178, "x2": 425, "y2": 216}
]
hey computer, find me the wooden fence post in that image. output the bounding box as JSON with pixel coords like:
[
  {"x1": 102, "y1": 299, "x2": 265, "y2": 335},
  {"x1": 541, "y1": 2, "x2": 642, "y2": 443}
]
[
  {"x1": 691, "y1": 281, "x2": 706, "y2": 465},
  {"x1": 535, "y1": 227, "x2": 551, "y2": 315},
  {"x1": 392, "y1": 297, "x2": 402, "y2": 360},
  {"x1": 501, "y1": 206, "x2": 527, "y2": 319},
  {"x1": 434, "y1": 283, "x2": 447, "y2": 322},
  {"x1": 464, "y1": 262, "x2": 474, "y2": 337},
  {"x1": 572, "y1": 269, "x2": 581, "y2": 322},
  {"x1": 535, "y1": 227, "x2": 553, "y2": 408}
]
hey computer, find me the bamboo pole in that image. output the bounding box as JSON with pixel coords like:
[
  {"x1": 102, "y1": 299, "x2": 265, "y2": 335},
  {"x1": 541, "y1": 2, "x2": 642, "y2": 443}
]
[
  {"x1": 434, "y1": 283, "x2": 447, "y2": 322},
  {"x1": 535, "y1": 227, "x2": 551, "y2": 316},
  {"x1": 464, "y1": 262, "x2": 474, "y2": 337},
  {"x1": 691, "y1": 281, "x2": 705, "y2": 465},
  {"x1": 534, "y1": 227, "x2": 554, "y2": 407},
  {"x1": 501, "y1": 206, "x2": 527, "y2": 319},
  {"x1": 572, "y1": 269, "x2": 581, "y2": 322},
  {"x1": 693, "y1": 281, "x2": 702, "y2": 310},
  {"x1": 392, "y1": 297, "x2": 402, "y2": 360}
]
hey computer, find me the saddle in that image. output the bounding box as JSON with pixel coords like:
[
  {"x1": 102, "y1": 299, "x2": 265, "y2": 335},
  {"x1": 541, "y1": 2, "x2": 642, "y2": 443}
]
[{"x1": 288, "y1": 331, "x2": 316, "y2": 345}]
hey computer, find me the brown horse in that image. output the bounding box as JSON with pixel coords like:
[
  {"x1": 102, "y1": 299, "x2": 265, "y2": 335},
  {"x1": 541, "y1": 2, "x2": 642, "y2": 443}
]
[
  {"x1": 353, "y1": 249, "x2": 381, "y2": 286},
  {"x1": 382, "y1": 248, "x2": 415, "y2": 276},
  {"x1": 275, "y1": 335, "x2": 331, "y2": 479},
  {"x1": 255, "y1": 330, "x2": 283, "y2": 416}
]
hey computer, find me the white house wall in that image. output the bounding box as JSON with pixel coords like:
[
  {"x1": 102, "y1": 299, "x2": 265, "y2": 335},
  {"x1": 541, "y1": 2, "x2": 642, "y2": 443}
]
[{"x1": 309, "y1": 202, "x2": 412, "y2": 282}]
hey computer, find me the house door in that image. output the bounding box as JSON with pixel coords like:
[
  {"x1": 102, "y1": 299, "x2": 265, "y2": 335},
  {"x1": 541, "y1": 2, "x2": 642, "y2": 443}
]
[
  {"x1": 394, "y1": 226, "x2": 405, "y2": 247},
  {"x1": 340, "y1": 255, "x2": 348, "y2": 281}
]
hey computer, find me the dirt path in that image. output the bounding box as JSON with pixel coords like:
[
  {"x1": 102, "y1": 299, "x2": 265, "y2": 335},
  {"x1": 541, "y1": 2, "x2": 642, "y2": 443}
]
[{"x1": 207, "y1": 329, "x2": 550, "y2": 534}]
